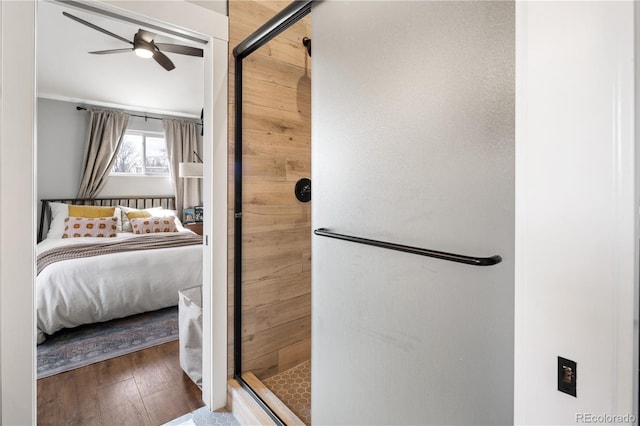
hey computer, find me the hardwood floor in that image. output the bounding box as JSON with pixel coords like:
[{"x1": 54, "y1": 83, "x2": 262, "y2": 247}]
[{"x1": 37, "y1": 341, "x2": 205, "y2": 426}]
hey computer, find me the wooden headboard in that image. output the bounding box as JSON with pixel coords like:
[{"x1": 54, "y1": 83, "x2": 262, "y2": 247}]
[{"x1": 38, "y1": 195, "x2": 176, "y2": 242}]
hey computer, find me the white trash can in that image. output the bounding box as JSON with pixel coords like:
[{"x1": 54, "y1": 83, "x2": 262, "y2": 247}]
[{"x1": 178, "y1": 285, "x2": 202, "y2": 386}]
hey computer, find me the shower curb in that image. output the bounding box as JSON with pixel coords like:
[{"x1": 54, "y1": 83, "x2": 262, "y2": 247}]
[{"x1": 228, "y1": 379, "x2": 277, "y2": 425}]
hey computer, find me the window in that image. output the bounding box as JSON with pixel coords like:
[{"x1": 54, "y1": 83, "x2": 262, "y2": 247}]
[{"x1": 111, "y1": 131, "x2": 169, "y2": 176}]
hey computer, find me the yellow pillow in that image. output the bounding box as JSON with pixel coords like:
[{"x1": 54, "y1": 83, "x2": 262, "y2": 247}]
[
  {"x1": 68, "y1": 205, "x2": 116, "y2": 218},
  {"x1": 125, "y1": 210, "x2": 153, "y2": 220}
]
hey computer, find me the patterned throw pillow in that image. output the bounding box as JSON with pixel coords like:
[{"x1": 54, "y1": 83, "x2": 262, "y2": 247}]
[
  {"x1": 119, "y1": 206, "x2": 163, "y2": 232},
  {"x1": 62, "y1": 217, "x2": 118, "y2": 238},
  {"x1": 46, "y1": 204, "x2": 122, "y2": 238},
  {"x1": 130, "y1": 216, "x2": 178, "y2": 234}
]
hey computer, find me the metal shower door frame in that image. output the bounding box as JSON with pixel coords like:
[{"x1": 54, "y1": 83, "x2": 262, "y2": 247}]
[{"x1": 232, "y1": 1, "x2": 312, "y2": 424}]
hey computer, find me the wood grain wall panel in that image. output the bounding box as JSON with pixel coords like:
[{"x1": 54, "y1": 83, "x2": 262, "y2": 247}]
[
  {"x1": 255, "y1": 293, "x2": 311, "y2": 332},
  {"x1": 243, "y1": 272, "x2": 310, "y2": 307},
  {"x1": 241, "y1": 103, "x2": 310, "y2": 135},
  {"x1": 243, "y1": 228, "x2": 312, "y2": 259},
  {"x1": 240, "y1": 206, "x2": 310, "y2": 234},
  {"x1": 241, "y1": 251, "x2": 305, "y2": 283},
  {"x1": 242, "y1": 317, "x2": 312, "y2": 366},
  {"x1": 242, "y1": 156, "x2": 288, "y2": 182},
  {"x1": 244, "y1": 54, "x2": 312, "y2": 90},
  {"x1": 241, "y1": 78, "x2": 311, "y2": 116},
  {"x1": 240, "y1": 351, "x2": 280, "y2": 379},
  {"x1": 228, "y1": 0, "x2": 312, "y2": 380},
  {"x1": 278, "y1": 338, "x2": 311, "y2": 372},
  {"x1": 242, "y1": 131, "x2": 310, "y2": 160}
]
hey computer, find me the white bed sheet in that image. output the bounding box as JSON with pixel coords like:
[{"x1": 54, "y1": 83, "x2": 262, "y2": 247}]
[{"x1": 36, "y1": 231, "x2": 203, "y2": 344}]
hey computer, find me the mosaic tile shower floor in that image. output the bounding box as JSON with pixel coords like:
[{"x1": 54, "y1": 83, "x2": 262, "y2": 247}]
[{"x1": 263, "y1": 360, "x2": 311, "y2": 425}]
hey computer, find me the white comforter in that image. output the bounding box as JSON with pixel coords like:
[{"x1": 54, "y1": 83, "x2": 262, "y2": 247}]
[{"x1": 36, "y1": 232, "x2": 203, "y2": 344}]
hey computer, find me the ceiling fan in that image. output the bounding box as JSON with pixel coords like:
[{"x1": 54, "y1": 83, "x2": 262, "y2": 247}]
[{"x1": 63, "y1": 11, "x2": 203, "y2": 71}]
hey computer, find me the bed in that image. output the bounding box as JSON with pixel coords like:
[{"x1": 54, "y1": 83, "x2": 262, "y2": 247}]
[{"x1": 36, "y1": 196, "x2": 203, "y2": 344}]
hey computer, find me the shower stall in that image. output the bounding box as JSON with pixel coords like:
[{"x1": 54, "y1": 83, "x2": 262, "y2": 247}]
[
  {"x1": 232, "y1": 1, "x2": 313, "y2": 424},
  {"x1": 232, "y1": 0, "x2": 514, "y2": 423},
  {"x1": 232, "y1": 1, "x2": 637, "y2": 425}
]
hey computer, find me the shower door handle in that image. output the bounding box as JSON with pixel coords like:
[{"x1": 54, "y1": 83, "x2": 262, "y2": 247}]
[{"x1": 314, "y1": 228, "x2": 502, "y2": 266}]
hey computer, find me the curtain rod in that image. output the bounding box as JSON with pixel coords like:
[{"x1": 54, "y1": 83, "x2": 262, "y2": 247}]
[{"x1": 75, "y1": 106, "x2": 203, "y2": 126}]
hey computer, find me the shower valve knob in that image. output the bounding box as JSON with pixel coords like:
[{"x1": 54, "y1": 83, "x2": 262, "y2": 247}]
[{"x1": 295, "y1": 178, "x2": 311, "y2": 203}]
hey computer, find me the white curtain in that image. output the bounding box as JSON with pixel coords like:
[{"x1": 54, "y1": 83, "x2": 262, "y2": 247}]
[
  {"x1": 163, "y1": 118, "x2": 201, "y2": 216},
  {"x1": 77, "y1": 108, "x2": 129, "y2": 198}
]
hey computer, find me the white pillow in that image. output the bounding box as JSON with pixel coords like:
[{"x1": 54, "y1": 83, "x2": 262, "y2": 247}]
[
  {"x1": 46, "y1": 203, "x2": 122, "y2": 239},
  {"x1": 46, "y1": 202, "x2": 69, "y2": 239},
  {"x1": 114, "y1": 207, "x2": 123, "y2": 233}
]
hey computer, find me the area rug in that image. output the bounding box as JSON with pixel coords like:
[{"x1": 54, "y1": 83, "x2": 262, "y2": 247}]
[{"x1": 37, "y1": 306, "x2": 178, "y2": 379}]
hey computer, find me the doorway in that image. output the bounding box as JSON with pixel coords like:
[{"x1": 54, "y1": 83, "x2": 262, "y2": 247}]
[{"x1": 0, "y1": 0, "x2": 228, "y2": 422}]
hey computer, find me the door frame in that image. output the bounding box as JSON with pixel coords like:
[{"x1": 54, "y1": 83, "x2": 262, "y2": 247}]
[{"x1": 0, "y1": 1, "x2": 228, "y2": 422}]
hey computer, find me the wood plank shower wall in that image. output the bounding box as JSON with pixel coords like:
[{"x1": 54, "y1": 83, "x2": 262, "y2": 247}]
[{"x1": 228, "y1": 0, "x2": 312, "y2": 379}]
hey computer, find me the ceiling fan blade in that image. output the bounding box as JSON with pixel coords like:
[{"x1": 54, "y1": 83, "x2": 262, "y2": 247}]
[
  {"x1": 137, "y1": 29, "x2": 156, "y2": 43},
  {"x1": 153, "y1": 50, "x2": 175, "y2": 71},
  {"x1": 155, "y1": 43, "x2": 204, "y2": 57},
  {"x1": 89, "y1": 48, "x2": 133, "y2": 55},
  {"x1": 63, "y1": 12, "x2": 132, "y2": 46}
]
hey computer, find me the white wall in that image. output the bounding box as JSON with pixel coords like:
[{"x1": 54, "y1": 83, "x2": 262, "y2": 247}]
[
  {"x1": 187, "y1": 0, "x2": 227, "y2": 17},
  {"x1": 635, "y1": 3, "x2": 640, "y2": 418},
  {"x1": 98, "y1": 175, "x2": 173, "y2": 197},
  {"x1": 0, "y1": 1, "x2": 36, "y2": 424},
  {"x1": 37, "y1": 98, "x2": 86, "y2": 200},
  {"x1": 514, "y1": 2, "x2": 637, "y2": 424}
]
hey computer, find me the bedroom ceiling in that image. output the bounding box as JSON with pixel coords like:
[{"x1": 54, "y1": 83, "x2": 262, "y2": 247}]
[{"x1": 37, "y1": 1, "x2": 205, "y2": 118}]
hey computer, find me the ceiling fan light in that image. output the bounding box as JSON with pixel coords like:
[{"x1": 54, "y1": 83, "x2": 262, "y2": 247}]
[{"x1": 134, "y1": 47, "x2": 153, "y2": 59}]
